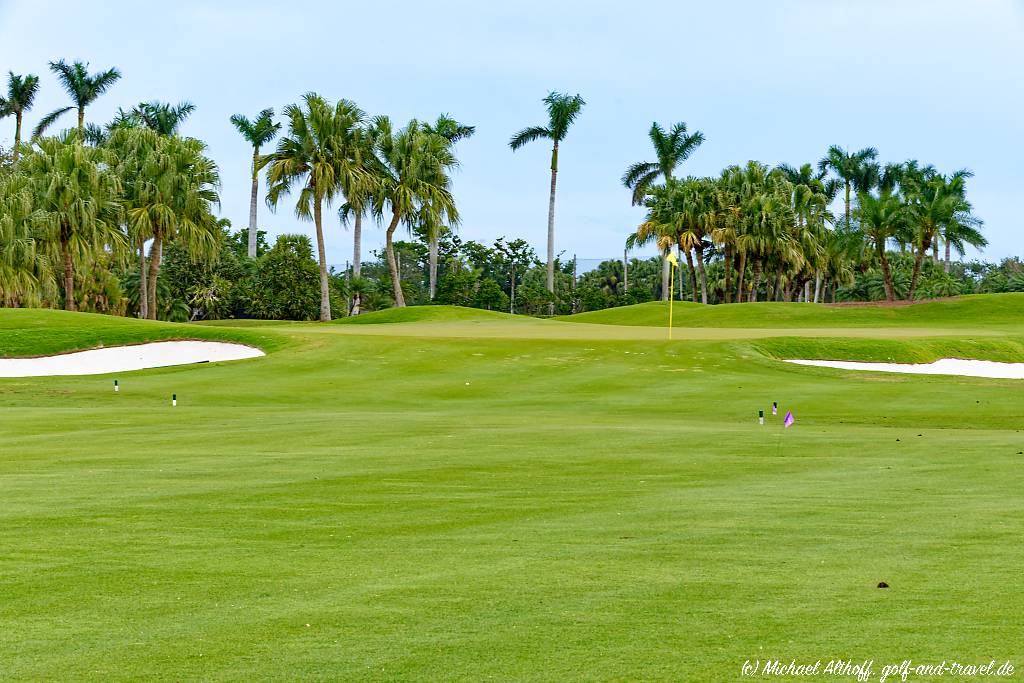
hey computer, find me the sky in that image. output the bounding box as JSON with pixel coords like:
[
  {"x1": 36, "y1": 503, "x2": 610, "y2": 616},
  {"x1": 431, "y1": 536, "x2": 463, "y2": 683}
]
[{"x1": 1, "y1": 0, "x2": 1022, "y2": 269}]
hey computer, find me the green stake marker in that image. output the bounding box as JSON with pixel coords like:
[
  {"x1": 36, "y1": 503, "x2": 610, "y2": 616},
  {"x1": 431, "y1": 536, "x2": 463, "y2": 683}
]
[
  {"x1": 172, "y1": 393, "x2": 177, "y2": 407},
  {"x1": 114, "y1": 380, "x2": 119, "y2": 393}
]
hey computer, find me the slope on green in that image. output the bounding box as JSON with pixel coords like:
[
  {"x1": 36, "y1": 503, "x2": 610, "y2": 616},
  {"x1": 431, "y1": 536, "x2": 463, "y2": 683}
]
[
  {"x1": 1, "y1": 306, "x2": 1022, "y2": 681},
  {"x1": 559, "y1": 293, "x2": 1024, "y2": 329},
  {"x1": 333, "y1": 305, "x2": 520, "y2": 325}
]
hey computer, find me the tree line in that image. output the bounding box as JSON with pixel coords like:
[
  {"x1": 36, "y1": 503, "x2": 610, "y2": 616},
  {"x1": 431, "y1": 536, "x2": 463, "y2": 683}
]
[
  {"x1": 626, "y1": 124, "x2": 987, "y2": 304},
  {"x1": 0, "y1": 63, "x2": 1007, "y2": 321}
]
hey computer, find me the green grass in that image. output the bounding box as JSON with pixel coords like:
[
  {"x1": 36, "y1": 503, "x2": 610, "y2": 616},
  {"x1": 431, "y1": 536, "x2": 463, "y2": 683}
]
[
  {"x1": 0, "y1": 309, "x2": 286, "y2": 357},
  {"x1": 1, "y1": 296, "x2": 1022, "y2": 680},
  {"x1": 333, "y1": 304, "x2": 519, "y2": 325},
  {"x1": 560, "y1": 292, "x2": 1024, "y2": 329}
]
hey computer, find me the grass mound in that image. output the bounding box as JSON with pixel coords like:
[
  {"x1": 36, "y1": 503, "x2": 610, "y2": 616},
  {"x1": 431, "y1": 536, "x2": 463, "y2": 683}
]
[
  {"x1": 559, "y1": 293, "x2": 1024, "y2": 329},
  {"x1": 0, "y1": 309, "x2": 283, "y2": 357},
  {"x1": 334, "y1": 305, "x2": 519, "y2": 325}
]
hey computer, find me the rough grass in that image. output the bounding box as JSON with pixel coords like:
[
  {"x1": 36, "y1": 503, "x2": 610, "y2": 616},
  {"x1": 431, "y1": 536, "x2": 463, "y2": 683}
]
[
  {"x1": 1, "y1": 299, "x2": 1022, "y2": 681},
  {"x1": 559, "y1": 293, "x2": 1024, "y2": 329}
]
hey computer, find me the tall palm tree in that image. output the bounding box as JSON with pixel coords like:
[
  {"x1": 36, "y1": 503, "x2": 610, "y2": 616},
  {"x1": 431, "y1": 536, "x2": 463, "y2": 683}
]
[
  {"x1": 509, "y1": 91, "x2": 585, "y2": 310},
  {"x1": 20, "y1": 132, "x2": 124, "y2": 310},
  {"x1": 34, "y1": 60, "x2": 121, "y2": 137},
  {"x1": 906, "y1": 170, "x2": 983, "y2": 299},
  {"x1": 622, "y1": 121, "x2": 705, "y2": 300},
  {"x1": 338, "y1": 119, "x2": 381, "y2": 315},
  {"x1": 115, "y1": 129, "x2": 221, "y2": 319},
  {"x1": 230, "y1": 108, "x2": 280, "y2": 258},
  {"x1": 374, "y1": 116, "x2": 459, "y2": 307},
  {"x1": 265, "y1": 93, "x2": 367, "y2": 321},
  {"x1": 0, "y1": 72, "x2": 40, "y2": 160},
  {"x1": 856, "y1": 189, "x2": 908, "y2": 302},
  {"x1": 423, "y1": 114, "x2": 474, "y2": 300},
  {"x1": 818, "y1": 145, "x2": 879, "y2": 227}
]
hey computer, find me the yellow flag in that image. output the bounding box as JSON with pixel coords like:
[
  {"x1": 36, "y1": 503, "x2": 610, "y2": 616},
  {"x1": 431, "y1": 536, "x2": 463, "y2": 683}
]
[{"x1": 666, "y1": 251, "x2": 678, "y2": 267}]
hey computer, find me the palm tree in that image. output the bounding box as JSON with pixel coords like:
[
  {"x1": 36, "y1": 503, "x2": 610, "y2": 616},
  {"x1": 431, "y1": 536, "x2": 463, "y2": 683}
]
[
  {"x1": 20, "y1": 133, "x2": 123, "y2": 310},
  {"x1": 0, "y1": 172, "x2": 51, "y2": 304},
  {"x1": 423, "y1": 114, "x2": 474, "y2": 300},
  {"x1": 133, "y1": 101, "x2": 195, "y2": 136},
  {"x1": 818, "y1": 145, "x2": 879, "y2": 227},
  {"x1": 337, "y1": 117, "x2": 382, "y2": 315},
  {"x1": 622, "y1": 121, "x2": 705, "y2": 300},
  {"x1": 230, "y1": 108, "x2": 280, "y2": 258},
  {"x1": 34, "y1": 60, "x2": 121, "y2": 137},
  {"x1": 374, "y1": 116, "x2": 459, "y2": 307},
  {"x1": 0, "y1": 72, "x2": 40, "y2": 160},
  {"x1": 265, "y1": 93, "x2": 367, "y2": 321},
  {"x1": 509, "y1": 91, "x2": 585, "y2": 311},
  {"x1": 855, "y1": 189, "x2": 908, "y2": 302},
  {"x1": 906, "y1": 170, "x2": 983, "y2": 299},
  {"x1": 115, "y1": 130, "x2": 221, "y2": 319}
]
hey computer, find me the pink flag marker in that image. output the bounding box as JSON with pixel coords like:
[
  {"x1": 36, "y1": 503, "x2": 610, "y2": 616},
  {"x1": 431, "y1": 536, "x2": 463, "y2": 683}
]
[
  {"x1": 772, "y1": 402, "x2": 778, "y2": 415},
  {"x1": 783, "y1": 410, "x2": 795, "y2": 428}
]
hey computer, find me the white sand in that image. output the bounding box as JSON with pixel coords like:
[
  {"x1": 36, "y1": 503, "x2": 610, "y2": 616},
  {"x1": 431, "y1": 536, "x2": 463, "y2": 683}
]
[
  {"x1": 786, "y1": 358, "x2": 1024, "y2": 379},
  {"x1": 0, "y1": 341, "x2": 264, "y2": 378}
]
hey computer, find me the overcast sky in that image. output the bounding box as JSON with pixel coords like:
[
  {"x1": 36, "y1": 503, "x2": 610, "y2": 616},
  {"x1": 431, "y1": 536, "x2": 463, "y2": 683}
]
[{"x1": 2, "y1": 0, "x2": 1021, "y2": 267}]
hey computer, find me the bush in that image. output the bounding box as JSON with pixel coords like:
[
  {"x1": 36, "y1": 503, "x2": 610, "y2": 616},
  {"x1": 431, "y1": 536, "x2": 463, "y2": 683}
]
[{"x1": 248, "y1": 234, "x2": 321, "y2": 320}]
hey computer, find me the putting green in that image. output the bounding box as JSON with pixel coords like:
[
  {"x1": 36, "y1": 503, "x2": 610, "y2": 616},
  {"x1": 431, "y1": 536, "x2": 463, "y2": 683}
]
[{"x1": 1, "y1": 297, "x2": 1022, "y2": 680}]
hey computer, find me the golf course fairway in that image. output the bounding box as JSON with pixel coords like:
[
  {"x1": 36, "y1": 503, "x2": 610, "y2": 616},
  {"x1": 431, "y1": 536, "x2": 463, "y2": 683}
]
[{"x1": 2, "y1": 295, "x2": 1022, "y2": 680}]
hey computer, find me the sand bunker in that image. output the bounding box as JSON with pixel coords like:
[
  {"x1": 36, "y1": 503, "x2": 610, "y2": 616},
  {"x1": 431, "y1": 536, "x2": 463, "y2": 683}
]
[
  {"x1": 786, "y1": 358, "x2": 1024, "y2": 380},
  {"x1": 0, "y1": 340, "x2": 264, "y2": 377}
]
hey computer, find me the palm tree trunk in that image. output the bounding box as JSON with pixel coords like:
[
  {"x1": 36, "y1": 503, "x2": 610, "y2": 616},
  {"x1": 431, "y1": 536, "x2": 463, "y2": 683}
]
[
  {"x1": 313, "y1": 197, "x2": 331, "y2": 321},
  {"x1": 844, "y1": 181, "x2": 851, "y2": 228},
  {"x1": 618, "y1": 250, "x2": 626, "y2": 294},
  {"x1": 803, "y1": 280, "x2": 811, "y2": 303},
  {"x1": 694, "y1": 244, "x2": 708, "y2": 304},
  {"x1": 146, "y1": 230, "x2": 162, "y2": 319},
  {"x1": 684, "y1": 249, "x2": 698, "y2": 303},
  {"x1": 77, "y1": 107, "x2": 85, "y2": 132},
  {"x1": 677, "y1": 248, "x2": 684, "y2": 300},
  {"x1": 546, "y1": 142, "x2": 558, "y2": 314},
  {"x1": 385, "y1": 211, "x2": 405, "y2": 307},
  {"x1": 877, "y1": 243, "x2": 896, "y2": 302},
  {"x1": 813, "y1": 272, "x2": 823, "y2": 303},
  {"x1": 428, "y1": 234, "x2": 439, "y2": 300},
  {"x1": 60, "y1": 231, "x2": 76, "y2": 312},
  {"x1": 351, "y1": 211, "x2": 362, "y2": 315},
  {"x1": 932, "y1": 239, "x2": 939, "y2": 261},
  {"x1": 138, "y1": 239, "x2": 148, "y2": 319},
  {"x1": 944, "y1": 239, "x2": 951, "y2": 274},
  {"x1": 723, "y1": 245, "x2": 733, "y2": 304},
  {"x1": 510, "y1": 266, "x2": 516, "y2": 313},
  {"x1": 908, "y1": 240, "x2": 928, "y2": 301},
  {"x1": 247, "y1": 148, "x2": 259, "y2": 259},
  {"x1": 13, "y1": 113, "x2": 22, "y2": 161},
  {"x1": 749, "y1": 259, "x2": 763, "y2": 302},
  {"x1": 736, "y1": 251, "x2": 747, "y2": 303}
]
